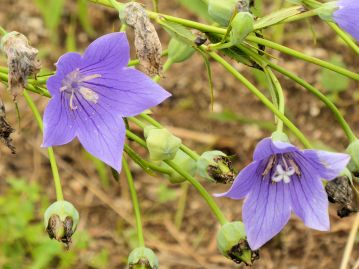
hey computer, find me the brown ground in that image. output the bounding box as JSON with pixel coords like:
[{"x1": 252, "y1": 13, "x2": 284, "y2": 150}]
[{"x1": 0, "y1": 0, "x2": 358, "y2": 269}]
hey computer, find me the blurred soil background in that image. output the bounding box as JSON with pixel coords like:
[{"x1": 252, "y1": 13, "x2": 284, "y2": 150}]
[{"x1": 0, "y1": 0, "x2": 358, "y2": 268}]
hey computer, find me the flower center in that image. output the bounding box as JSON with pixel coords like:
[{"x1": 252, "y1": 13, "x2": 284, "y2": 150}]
[
  {"x1": 262, "y1": 153, "x2": 301, "y2": 184},
  {"x1": 60, "y1": 69, "x2": 101, "y2": 110}
]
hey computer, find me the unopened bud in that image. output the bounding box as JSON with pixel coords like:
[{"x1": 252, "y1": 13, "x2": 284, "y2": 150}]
[
  {"x1": 163, "y1": 150, "x2": 197, "y2": 183},
  {"x1": 44, "y1": 201, "x2": 79, "y2": 248},
  {"x1": 315, "y1": 1, "x2": 338, "y2": 21},
  {"x1": 128, "y1": 247, "x2": 158, "y2": 269},
  {"x1": 197, "y1": 150, "x2": 234, "y2": 183},
  {"x1": 346, "y1": 140, "x2": 359, "y2": 174},
  {"x1": 217, "y1": 222, "x2": 259, "y2": 265},
  {"x1": 168, "y1": 38, "x2": 195, "y2": 64},
  {"x1": 325, "y1": 175, "x2": 357, "y2": 218},
  {"x1": 146, "y1": 128, "x2": 181, "y2": 161},
  {"x1": 208, "y1": 0, "x2": 238, "y2": 26},
  {"x1": 230, "y1": 12, "x2": 254, "y2": 45}
]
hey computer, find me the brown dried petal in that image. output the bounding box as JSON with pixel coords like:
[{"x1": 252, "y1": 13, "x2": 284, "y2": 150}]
[
  {"x1": 0, "y1": 100, "x2": 15, "y2": 153},
  {"x1": 123, "y1": 3, "x2": 162, "y2": 76},
  {"x1": 1, "y1": 31, "x2": 41, "y2": 100}
]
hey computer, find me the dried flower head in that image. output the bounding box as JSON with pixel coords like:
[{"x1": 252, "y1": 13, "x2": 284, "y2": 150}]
[
  {"x1": 0, "y1": 31, "x2": 41, "y2": 99},
  {"x1": 0, "y1": 100, "x2": 15, "y2": 153},
  {"x1": 122, "y1": 2, "x2": 162, "y2": 76}
]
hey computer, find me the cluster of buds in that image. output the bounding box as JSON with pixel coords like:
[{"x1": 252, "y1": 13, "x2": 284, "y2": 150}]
[{"x1": 44, "y1": 201, "x2": 79, "y2": 248}]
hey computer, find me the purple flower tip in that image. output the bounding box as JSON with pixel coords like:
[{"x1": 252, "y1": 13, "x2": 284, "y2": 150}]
[
  {"x1": 42, "y1": 32, "x2": 171, "y2": 171},
  {"x1": 216, "y1": 137, "x2": 350, "y2": 250},
  {"x1": 333, "y1": 0, "x2": 359, "y2": 41}
]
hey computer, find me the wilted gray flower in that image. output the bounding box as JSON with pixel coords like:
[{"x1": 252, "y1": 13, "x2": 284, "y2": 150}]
[
  {"x1": 0, "y1": 31, "x2": 41, "y2": 99},
  {"x1": 122, "y1": 2, "x2": 162, "y2": 76}
]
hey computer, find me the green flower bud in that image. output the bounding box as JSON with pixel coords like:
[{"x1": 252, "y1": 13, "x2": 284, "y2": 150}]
[
  {"x1": 128, "y1": 247, "x2": 159, "y2": 269},
  {"x1": 163, "y1": 150, "x2": 197, "y2": 183},
  {"x1": 346, "y1": 140, "x2": 359, "y2": 173},
  {"x1": 208, "y1": 0, "x2": 238, "y2": 26},
  {"x1": 314, "y1": 1, "x2": 338, "y2": 22},
  {"x1": 197, "y1": 150, "x2": 234, "y2": 183},
  {"x1": 168, "y1": 38, "x2": 195, "y2": 64},
  {"x1": 44, "y1": 200, "x2": 79, "y2": 247},
  {"x1": 146, "y1": 128, "x2": 182, "y2": 161},
  {"x1": 217, "y1": 222, "x2": 259, "y2": 265},
  {"x1": 230, "y1": 12, "x2": 254, "y2": 45},
  {"x1": 143, "y1": 125, "x2": 159, "y2": 139}
]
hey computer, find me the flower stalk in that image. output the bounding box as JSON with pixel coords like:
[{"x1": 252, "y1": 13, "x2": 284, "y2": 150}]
[
  {"x1": 122, "y1": 157, "x2": 145, "y2": 247},
  {"x1": 22, "y1": 90, "x2": 64, "y2": 201}
]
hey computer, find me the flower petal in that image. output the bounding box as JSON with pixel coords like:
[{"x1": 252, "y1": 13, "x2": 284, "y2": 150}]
[
  {"x1": 82, "y1": 68, "x2": 171, "y2": 117},
  {"x1": 243, "y1": 179, "x2": 291, "y2": 250},
  {"x1": 80, "y1": 32, "x2": 130, "y2": 74},
  {"x1": 47, "y1": 52, "x2": 82, "y2": 96},
  {"x1": 288, "y1": 155, "x2": 330, "y2": 230},
  {"x1": 253, "y1": 137, "x2": 299, "y2": 161},
  {"x1": 214, "y1": 161, "x2": 261, "y2": 199},
  {"x1": 73, "y1": 94, "x2": 126, "y2": 171},
  {"x1": 302, "y1": 150, "x2": 350, "y2": 180},
  {"x1": 42, "y1": 95, "x2": 77, "y2": 147},
  {"x1": 334, "y1": 1, "x2": 359, "y2": 41}
]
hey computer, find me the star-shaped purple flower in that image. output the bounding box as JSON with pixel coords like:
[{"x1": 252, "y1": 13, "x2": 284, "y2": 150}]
[
  {"x1": 333, "y1": 0, "x2": 359, "y2": 41},
  {"x1": 42, "y1": 32, "x2": 170, "y2": 171},
  {"x1": 215, "y1": 137, "x2": 350, "y2": 250}
]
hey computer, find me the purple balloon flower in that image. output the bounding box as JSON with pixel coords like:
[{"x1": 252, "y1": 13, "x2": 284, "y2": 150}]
[
  {"x1": 215, "y1": 137, "x2": 350, "y2": 250},
  {"x1": 42, "y1": 32, "x2": 170, "y2": 171},
  {"x1": 333, "y1": 0, "x2": 359, "y2": 41}
]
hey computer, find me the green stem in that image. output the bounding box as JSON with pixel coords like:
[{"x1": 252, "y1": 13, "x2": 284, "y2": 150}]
[
  {"x1": 240, "y1": 44, "x2": 358, "y2": 143},
  {"x1": 22, "y1": 90, "x2": 64, "y2": 201},
  {"x1": 270, "y1": 61, "x2": 357, "y2": 142},
  {"x1": 138, "y1": 113, "x2": 200, "y2": 160},
  {"x1": 125, "y1": 129, "x2": 228, "y2": 225},
  {"x1": 0, "y1": 26, "x2": 7, "y2": 36},
  {"x1": 303, "y1": 0, "x2": 359, "y2": 55},
  {"x1": 165, "y1": 160, "x2": 228, "y2": 225},
  {"x1": 122, "y1": 157, "x2": 145, "y2": 247},
  {"x1": 327, "y1": 22, "x2": 359, "y2": 55},
  {"x1": 206, "y1": 49, "x2": 312, "y2": 148},
  {"x1": 246, "y1": 35, "x2": 359, "y2": 81},
  {"x1": 90, "y1": 0, "x2": 359, "y2": 80},
  {"x1": 266, "y1": 67, "x2": 285, "y2": 133}
]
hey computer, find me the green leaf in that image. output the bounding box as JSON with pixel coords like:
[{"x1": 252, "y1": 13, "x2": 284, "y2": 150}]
[
  {"x1": 254, "y1": 6, "x2": 305, "y2": 30},
  {"x1": 160, "y1": 21, "x2": 196, "y2": 46},
  {"x1": 321, "y1": 56, "x2": 349, "y2": 94},
  {"x1": 178, "y1": 0, "x2": 212, "y2": 21}
]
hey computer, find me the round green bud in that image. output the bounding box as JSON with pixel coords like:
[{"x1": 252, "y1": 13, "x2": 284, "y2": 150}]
[
  {"x1": 230, "y1": 12, "x2": 254, "y2": 45},
  {"x1": 168, "y1": 38, "x2": 195, "y2": 64},
  {"x1": 44, "y1": 200, "x2": 79, "y2": 246},
  {"x1": 315, "y1": 1, "x2": 338, "y2": 22},
  {"x1": 197, "y1": 150, "x2": 234, "y2": 184},
  {"x1": 217, "y1": 222, "x2": 259, "y2": 265},
  {"x1": 146, "y1": 128, "x2": 182, "y2": 161},
  {"x1": 128, "y1": 247, "x2": 159, "y2": 269},
  {"x1": 271, "y1": 131, "x2": 289, "y2": 143},
  {"x1": 208, "y1": 0, "x2": 238, "y2": 26},
  {"x1": 163, "y1": 150, "x2": 197, "y2": 183},
  {"x1": 346, "y1": 140, "x2": 359, "y2": 173},
  {"x1": 143, "y1": 125, "x2": 159, "y2": 139}
]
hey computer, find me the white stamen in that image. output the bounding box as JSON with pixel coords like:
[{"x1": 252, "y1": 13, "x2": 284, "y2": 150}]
[
  {"x1": 79, "y1": 87, "x2": 99, "y2": 104},
  {"x1": 271, "y1": 164, "x2": 295, "y2": 184},
  {"x1": 79, "y1": 74, "x2": 101, "y2": 82},
  {"x1": 69, "y1": 92, "x2": 77, "y2": 110}
]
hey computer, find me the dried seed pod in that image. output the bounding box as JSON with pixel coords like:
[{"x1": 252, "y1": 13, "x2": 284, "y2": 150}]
[
  {"x1": 0, "y1": 100, "x2": 15, "y2": 153},
  {"x1": 325, "y1": 176, "x2": 357, "y2": 218},
  {"x1": 122, "y1": 2, "x2": 162, "y2": 76},
  {"x1": 0, "y1": 31, "x2": 41, "y2": 100}
]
